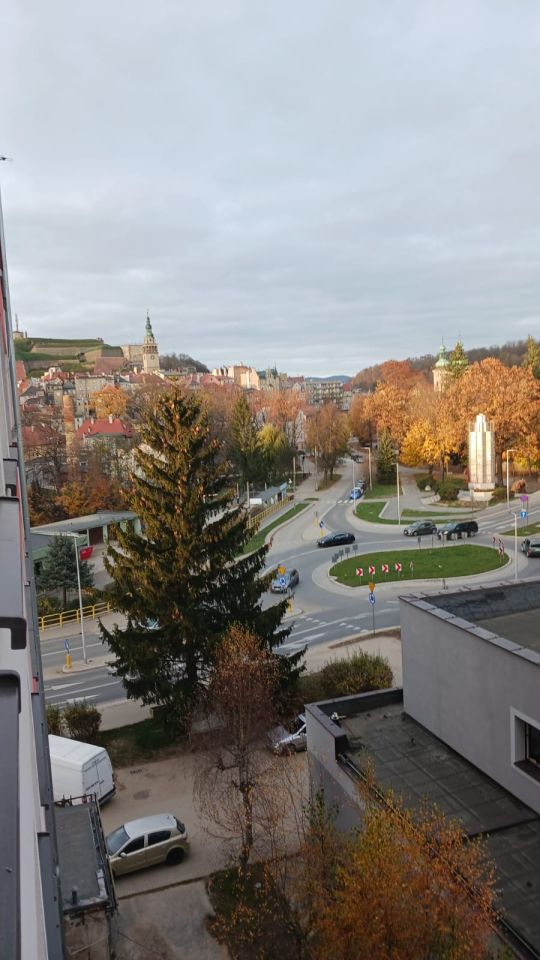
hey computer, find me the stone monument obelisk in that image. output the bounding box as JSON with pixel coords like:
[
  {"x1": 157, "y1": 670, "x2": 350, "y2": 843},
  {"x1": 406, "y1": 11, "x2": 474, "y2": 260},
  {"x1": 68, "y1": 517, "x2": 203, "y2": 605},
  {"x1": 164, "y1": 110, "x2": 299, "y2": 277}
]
[{"x1": 468, "y1": 414, "x2": 496, "y2": 501}]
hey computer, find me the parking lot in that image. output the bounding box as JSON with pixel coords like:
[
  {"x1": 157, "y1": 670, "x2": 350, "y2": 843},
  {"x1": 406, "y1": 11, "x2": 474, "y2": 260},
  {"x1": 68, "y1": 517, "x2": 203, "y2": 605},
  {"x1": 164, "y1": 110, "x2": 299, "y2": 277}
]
[{"x1": 101, "y1": 745, "x2": 308, "y2": 898}]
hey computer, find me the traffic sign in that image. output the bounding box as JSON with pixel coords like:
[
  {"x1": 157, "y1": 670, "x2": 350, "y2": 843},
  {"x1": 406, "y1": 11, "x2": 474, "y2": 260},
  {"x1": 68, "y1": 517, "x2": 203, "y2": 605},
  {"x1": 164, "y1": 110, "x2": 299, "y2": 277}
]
[
  {"x1": 64, "y1": 639, "x2": 70, "y2": 652},
  {"x1": 279, "y1": 576, "x2": 287, "y2": 587},
  {"x1": 520, "y1": 510, "x2": 528, "y2": 519},
  {"x1": 368, "y1": 580, "x2": 375, "y2": 592},
  {"x1": 368, "y1": 593, "x2": 376, "y2": 605},
  {"x1": 355, "y1": 567, "x2": 363, "y2": 577},
  {"x1": 277, "y1": 565, "x2": 286, "y2": 575}
]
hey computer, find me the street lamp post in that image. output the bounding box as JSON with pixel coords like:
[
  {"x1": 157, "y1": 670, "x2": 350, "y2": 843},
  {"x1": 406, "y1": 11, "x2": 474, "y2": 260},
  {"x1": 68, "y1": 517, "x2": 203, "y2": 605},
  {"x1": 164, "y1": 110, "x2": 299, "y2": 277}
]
[
  {"x1": 396, "y1": 458, "x2": 401, "y2": 526},
  {"x1": 359, "y1": 446, "x2": 373, "y2": 490},
  {"x1": 506, "y1": 448, "x2": 516, "y2": 508},
  {"x1": 510, "y1": 511, "x2": 519, "y2": 581},
  {"x1": 64, "y1": 532, "x2": 87, "y2": 663}
]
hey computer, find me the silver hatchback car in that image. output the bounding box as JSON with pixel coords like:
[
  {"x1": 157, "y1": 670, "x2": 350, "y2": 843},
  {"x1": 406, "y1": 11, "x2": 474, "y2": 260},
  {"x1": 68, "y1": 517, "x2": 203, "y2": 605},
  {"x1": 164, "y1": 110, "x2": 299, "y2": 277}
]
[
  {"x1": 106, "y1": 813, "x2": 189, "y2": 877},
  {"x1": 266, "y1": 714, "x2": 307, "y2": 755}
]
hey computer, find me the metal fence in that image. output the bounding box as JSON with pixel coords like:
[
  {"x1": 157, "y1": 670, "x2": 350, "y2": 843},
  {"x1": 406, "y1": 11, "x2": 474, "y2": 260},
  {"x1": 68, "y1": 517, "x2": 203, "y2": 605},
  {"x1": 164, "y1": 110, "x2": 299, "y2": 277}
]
[
  {"x1": 39, "y1": 600, "x2": 114, "y2": 632},
  {"x1": 246, "y1": 494, "x2": 294, "y2": 531}
]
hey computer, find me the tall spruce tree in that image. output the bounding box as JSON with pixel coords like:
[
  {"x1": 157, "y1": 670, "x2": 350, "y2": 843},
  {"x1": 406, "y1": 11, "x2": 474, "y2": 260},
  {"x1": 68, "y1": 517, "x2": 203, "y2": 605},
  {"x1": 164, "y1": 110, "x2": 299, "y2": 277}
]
[
  {"x1": 227, "y1": 394, "x2": 264, "y2": 492},
  {"x1": 37, "y1": 535, "x2": 94, "y2": 608},
  {"x1": 523, "y1": 334, "x2": 540, "y2": 379},
  {"x1": 101, "y1": 388, "x2": 291, "y2": 730},
  {"x1": 449, "y1": 340, "x2": 468, "y2": 379},
  {"x1": 376, "y1": 430, "x2": 397, "y2": 484}
]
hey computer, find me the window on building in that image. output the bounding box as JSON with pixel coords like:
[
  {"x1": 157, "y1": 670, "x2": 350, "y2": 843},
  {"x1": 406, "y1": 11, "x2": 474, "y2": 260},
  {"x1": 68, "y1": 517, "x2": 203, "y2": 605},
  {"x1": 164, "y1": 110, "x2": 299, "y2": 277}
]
[
  {"x1": 513, "y1": 712, "x2": 540, "y2": 783},
  {"x1": 526, "y1": 723, "x2": 540, "y2": 766}
]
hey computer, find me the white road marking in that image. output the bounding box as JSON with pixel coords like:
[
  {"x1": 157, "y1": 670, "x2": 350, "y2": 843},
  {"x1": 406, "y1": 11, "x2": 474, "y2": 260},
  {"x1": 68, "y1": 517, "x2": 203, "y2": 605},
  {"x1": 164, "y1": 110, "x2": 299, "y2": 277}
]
[
  {"x1": 298, "y1": 632, "x2": 327, "y2": 643},
  {"x1": 46, "y1": 681, "x2": 84, "y2": 691},
  {"x1": 41, "y1": 639, "x2": 103, "y2": 658}
]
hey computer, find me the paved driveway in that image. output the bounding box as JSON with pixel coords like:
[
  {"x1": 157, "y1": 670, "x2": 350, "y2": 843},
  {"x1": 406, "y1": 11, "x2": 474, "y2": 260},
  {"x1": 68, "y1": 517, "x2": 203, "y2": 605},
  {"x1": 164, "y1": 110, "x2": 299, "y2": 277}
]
[{"x1": 101, "y1": 746, "x2": 308, "y2": 897}]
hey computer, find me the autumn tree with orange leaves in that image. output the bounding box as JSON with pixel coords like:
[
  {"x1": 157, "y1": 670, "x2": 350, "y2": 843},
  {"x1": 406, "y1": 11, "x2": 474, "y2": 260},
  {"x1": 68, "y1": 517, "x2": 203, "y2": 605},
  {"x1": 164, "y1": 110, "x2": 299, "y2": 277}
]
[
  {"x1": 445, "y1": 358, "x2": 540, "y2": 484},
  {"x1": 92, "y1": 385, "x2": 128, "y2": 420},
  {"x1": 311, "y1": 790, "x2": 497, "y2": 960},
  {"x1": 306, "y1": 402, "x2": 349, "y2": 483}
]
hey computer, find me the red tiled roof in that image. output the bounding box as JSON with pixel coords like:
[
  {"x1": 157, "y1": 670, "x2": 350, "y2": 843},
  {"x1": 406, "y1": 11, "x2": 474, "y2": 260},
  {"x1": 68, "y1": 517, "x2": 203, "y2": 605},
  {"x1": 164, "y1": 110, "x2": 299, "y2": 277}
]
[
  {"x1": 22, "y1": 424, "x2": 62, "y2": 447},
  {"x1": 75, "y1": 417, "x2": 134, "y2": 439}
]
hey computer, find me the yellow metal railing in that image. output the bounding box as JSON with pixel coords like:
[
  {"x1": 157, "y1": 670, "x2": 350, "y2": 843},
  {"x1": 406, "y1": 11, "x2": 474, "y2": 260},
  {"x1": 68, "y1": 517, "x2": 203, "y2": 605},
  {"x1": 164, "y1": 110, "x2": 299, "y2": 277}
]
[
  {"x1": 246, "y1": 494, "x2": 294, "y2": 531},
  {"x1": 38, "y1": 600, "x2": 114, "y2": 632}
]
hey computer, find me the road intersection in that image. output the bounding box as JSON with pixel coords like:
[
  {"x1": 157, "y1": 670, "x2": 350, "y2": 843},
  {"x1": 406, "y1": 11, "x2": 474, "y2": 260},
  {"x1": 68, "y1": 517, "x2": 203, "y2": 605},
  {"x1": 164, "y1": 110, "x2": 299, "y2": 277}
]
[{"x1": 41, "y1": 459, "x2": 540, "y2": 707}]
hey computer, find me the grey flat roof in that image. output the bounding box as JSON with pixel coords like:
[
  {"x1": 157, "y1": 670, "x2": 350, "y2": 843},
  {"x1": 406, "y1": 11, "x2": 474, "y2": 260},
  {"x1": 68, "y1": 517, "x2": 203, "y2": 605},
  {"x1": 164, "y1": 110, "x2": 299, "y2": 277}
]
[
  {"x1": 477, "y1": 610, "x2": 540, "y2": 654},
  {"x1": 401, "y1": 579, "x2": 540, "y2": 661},
  {"x1": 341, "y1": 703, "x2": 540, "y2": 955},
  {"x1": 55, "y1": 804, "x2": 109, "y2": 911}
]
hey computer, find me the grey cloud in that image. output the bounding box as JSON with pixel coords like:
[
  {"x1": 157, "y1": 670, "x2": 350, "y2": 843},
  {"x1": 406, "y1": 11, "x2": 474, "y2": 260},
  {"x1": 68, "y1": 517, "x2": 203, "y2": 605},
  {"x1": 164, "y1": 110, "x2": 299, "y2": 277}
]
[{"x1": 2, "y1": 0, "x2": 540, "y2": 374}]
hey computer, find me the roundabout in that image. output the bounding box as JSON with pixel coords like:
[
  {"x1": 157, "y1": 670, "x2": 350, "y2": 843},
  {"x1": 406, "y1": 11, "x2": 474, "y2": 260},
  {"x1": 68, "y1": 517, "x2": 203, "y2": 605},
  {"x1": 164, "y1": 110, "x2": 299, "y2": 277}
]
[{"x1": 329, "y1": 544, "x2": 509, "y2": 587}]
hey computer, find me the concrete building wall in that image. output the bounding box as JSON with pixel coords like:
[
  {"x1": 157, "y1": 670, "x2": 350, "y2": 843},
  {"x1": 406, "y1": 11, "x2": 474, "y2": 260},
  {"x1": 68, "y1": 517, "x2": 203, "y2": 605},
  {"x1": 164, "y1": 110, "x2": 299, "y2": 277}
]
[{"x1": 400, "y1": 597, "x2": 540, "y2": 814}]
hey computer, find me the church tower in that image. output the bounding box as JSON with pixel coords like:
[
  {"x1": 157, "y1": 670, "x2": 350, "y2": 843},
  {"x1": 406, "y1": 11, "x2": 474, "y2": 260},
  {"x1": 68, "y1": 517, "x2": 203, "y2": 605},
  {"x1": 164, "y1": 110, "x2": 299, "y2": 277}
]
[
  {"x1": 432, "y1": 342, "x2": 451, "y2": 392},
  {"x1": 142, "y1": 311, "x2": 160, "y2": 373}
]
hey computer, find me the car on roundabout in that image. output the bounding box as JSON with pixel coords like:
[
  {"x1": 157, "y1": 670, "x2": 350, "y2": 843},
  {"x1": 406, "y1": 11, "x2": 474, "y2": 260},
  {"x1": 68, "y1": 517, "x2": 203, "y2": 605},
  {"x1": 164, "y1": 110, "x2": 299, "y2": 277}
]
[
  {"x1": 437, "y1": 520, "x2": 479, "y2": 540},
  {"x1": 521, "y1": 538, "x2": 540, "y2": 557},
  {"x1": 317, "y1": 531, "x2": 356, "y2": 548},
  {"x1": 105, "y1": 813, "x2": 189, "y2": 877},
  {"x1": 270, "y1": 568, "x2": 300, "y2": 593},
  {"x1": 403, "y1": 520, "x2": 437, "y2": 537}
]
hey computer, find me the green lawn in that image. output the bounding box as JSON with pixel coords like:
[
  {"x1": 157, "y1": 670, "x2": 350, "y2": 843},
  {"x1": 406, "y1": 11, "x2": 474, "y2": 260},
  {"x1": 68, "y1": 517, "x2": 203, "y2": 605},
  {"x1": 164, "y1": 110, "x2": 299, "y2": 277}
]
[
  {"x1": 363, "y1": 482, "x2": 400, "y2": 499},
  {"x1": 98, "y1": 717, "x2": 183, "y2": 766},
  {"x1": 500, "y1": 522, "x2": 540, "y2": 537},
  {"x1": 354, "y1": 501, "x2": 398, "y2": 524},
  {"x1": 330, "y1": 544, "x2": 507, "y2": 586},
  {"x1": 402, "y1": 507, "x2": 475, "y2": 518},
  {"x1": 242, "y1": 502, "x2": 309, "y2": 554},
  {"x1": 354, "y1": 502, "x2": 460, "y2": 525}
]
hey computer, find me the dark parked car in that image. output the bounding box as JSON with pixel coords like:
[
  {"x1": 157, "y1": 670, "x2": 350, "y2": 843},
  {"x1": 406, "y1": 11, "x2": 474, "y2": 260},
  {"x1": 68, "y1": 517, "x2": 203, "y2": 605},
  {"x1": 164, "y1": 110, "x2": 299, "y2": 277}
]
[
  {"x1": 403, "y1": 520, "x2": 437, "y2": 537},
  {"x1": 521, "y1": 538, "x2": 540, "y2": 558},
  {"x1": 317, "y1": 531, "x2": 356, "y2": 548},
  {"x1": 437, "y1": 520, "x2": 479, "y2": 541},
  {"x1": 270, "y1": 568, "x2": 300, "y2": 593}
]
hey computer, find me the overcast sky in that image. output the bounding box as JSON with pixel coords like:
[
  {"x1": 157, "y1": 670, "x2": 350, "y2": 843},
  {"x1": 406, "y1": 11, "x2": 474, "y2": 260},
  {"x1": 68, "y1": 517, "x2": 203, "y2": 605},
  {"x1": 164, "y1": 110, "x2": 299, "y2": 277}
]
[{"x1": 2, "y1": 1, "x2": 540, "y2": 376}]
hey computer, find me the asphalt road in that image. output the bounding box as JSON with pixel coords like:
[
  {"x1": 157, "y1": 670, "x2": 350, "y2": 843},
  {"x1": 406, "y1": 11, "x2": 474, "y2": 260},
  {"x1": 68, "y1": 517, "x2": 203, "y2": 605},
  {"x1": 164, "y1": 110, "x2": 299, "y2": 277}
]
[{"x1": 42, "y1": 463, "x2": 540, "y2": 706}]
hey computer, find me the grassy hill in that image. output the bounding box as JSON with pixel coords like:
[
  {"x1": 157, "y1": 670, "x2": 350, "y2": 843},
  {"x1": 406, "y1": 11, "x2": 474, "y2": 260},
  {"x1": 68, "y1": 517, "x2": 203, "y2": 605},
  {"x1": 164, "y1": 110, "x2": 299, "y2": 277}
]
[{"x1": 15, "y1": 336, "x2": 123, "y2": 375}]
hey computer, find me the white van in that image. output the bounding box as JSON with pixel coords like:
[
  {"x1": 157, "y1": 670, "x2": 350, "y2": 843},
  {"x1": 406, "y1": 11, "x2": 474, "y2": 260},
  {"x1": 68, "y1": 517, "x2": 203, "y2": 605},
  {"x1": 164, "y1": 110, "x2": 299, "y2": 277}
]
[{"x1": 48, "y1": 735, "x2": 115, "y2": 805}]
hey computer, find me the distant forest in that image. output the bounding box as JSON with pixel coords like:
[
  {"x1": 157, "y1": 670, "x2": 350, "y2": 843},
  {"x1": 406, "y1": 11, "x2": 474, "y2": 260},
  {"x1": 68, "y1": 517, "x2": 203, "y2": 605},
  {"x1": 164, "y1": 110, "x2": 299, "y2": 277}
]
[
  {"x1": 159, "y1": 352, "x2": 209, "y2": 373},
  {"x1": 353, "y1": 338, "x2": 535, "y2": 390}
]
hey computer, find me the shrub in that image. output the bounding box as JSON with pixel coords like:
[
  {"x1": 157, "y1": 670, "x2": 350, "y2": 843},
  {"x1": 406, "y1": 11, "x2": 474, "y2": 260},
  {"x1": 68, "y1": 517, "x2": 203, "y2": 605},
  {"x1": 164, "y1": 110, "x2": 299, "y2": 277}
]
[
  {"x1": 62, "y1": 700, "x2": 102, "y2": 742},
  {"x1": 37, "y1": 596, "x2": 62, "y2": 617},
  {"x1": 490, "y1": 486, "x2": 511, "y2": 503},
  {"x1": 297, "y1": 651, "x2": 393, "y2": 705},
  {"x1": 46, "y1": 704, "x2": 64, "y2": 736},
  {"x1": 416, "y1": 475, "x2": 437, "y2": 492},
  {"x1": 436, "y1": 481, "x2": 459, "y2": 502},
  {"x1": 511, "y1": 478, "x2": 526, "y2": 494}
]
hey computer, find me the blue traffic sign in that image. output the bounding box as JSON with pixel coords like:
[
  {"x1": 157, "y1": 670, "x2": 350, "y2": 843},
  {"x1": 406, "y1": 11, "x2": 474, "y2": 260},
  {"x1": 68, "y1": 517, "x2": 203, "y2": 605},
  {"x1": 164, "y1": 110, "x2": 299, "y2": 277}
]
[
  {"x1": 368, "y1": 593, "x2": 376, "y2": 605},
  {"x1": 64, "y1": 639, "x2": 70, "y2": 652},
  {"x1": 279, "y1": 576, "x2": 287, "y2": 587},
  {"x1": 520, "y1": 510, "x2": 528, "y2": 519}
]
